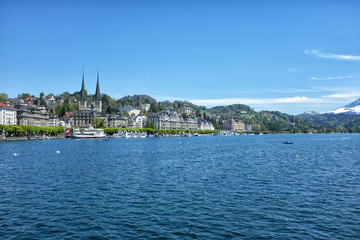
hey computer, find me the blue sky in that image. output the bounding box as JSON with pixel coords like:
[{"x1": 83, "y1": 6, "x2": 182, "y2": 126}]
[{"x1": 1, "y1": 0, "x2": 359, "y2": 115}]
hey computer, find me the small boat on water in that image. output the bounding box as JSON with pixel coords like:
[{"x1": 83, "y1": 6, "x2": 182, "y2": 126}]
[
  {"x1": 112, "y1": 130, "x2": 123, "y2": 138},
  {"x1": 283, "y1": 140, "x2": 294, "y2": 144},
  {"x1": 138, "y1": 132, "x2": 147, "y2": 138},
  {"x1": 113, "y1": 130, "x2": 147, "y2": 138},
  {"x1": 71, "y1": 125, "x2": 106, "y2": 139}
]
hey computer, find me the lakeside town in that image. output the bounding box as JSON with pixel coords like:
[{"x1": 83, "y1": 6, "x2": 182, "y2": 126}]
[
  {"x1": 0, "y1": 71, "x2": 255, "y2": 140},
  {"x1": 2, "y1": 70, "x2": 360, "y2": 140}
]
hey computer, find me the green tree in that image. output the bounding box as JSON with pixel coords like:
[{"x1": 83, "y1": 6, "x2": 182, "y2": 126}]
[
  {"x1": 18, "y1": 93, "x2": 31, "y2": 98},
  {"x1": 0, "y1": 93, "x2": 8, "y2": 103},
  {"x1": 123, "y1": 111, "x2": 130, "y2": 117},
  {"x1": 145, "y1": 121, "x2": 156, "y2": 129},
  {"x1": 91, "y1": 118, "x2": 106, "y2": 128}
]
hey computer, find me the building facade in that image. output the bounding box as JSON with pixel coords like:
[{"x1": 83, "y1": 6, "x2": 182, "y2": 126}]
[
  {"x1": 48, "y1": 113, "x2": 60, "y2": 126},
  {"x1": 179, "y1": 106, "x2": 194, "y2": 115},
  {"x1": 107, "y1": 115, "x2": 128, "y2": 128},
  {"x1": 222, "y1": 119, "x2": 246, "y2": 131},
  {"x1": 0, "y1": 103, "x2": 17, "y2": 125},
  {"x1": 147, "y1": 111, "x2": 214, "y2": 130},
  {"x1": 197, "y1": 119, "x2": 215, "y2": 130},
  {"x1": 15, "y1": 104, "x2": 49, "y2": 126},
  {"x1": 119, "y1": 105, "x2": 141, "y2": 116},
  {"x1": 128, "y1": 115, "x2": 147, "y2": 129}
]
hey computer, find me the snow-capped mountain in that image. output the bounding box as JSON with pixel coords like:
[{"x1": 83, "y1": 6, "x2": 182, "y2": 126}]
[
  {"x1": 322, "y1": 98, "x2": 360, "y2": 115},
  {"x1": 298, "y1": 110, "x2": 319, "y2": 116}
]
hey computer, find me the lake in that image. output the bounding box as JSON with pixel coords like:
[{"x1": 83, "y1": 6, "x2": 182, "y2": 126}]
[{"x1": 1, "y1": 134, "x2": 359, "y2": 239}]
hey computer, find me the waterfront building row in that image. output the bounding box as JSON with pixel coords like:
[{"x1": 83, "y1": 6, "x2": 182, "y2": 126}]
[
  {"x1": 147, "y1": 111, "x2": 215, "y2": 130},
  {"x1": 222, "y1": 119, "x2": 252, "y2": 131}
]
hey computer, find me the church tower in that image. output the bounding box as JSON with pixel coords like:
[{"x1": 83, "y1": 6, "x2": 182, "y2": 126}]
[
  {"x1": 79, "y1": 68, "x2": 87, "y2": 111},
  {"x1": 93, "y1": 70, "x2": 102, "y2": 113}
]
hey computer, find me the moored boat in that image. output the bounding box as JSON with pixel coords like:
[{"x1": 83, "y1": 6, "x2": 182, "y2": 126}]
[{"x1": 71, "y1": 125, "x2": 106, "y2": 139}]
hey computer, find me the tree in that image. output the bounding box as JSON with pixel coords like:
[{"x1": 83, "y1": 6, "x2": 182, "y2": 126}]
[
  {"x1": 123, "y1": 111, "x2": 130, "y2": 117},
  {"x1": 0, "y1": 93, "x2": 8, "y2": 103},
  {"x1": 18, "y1": 93, "x2": 31, "y2": 98},
  {"x1": 145, "y1": 121, "x2": 156, "y2": 129},
  {"x1": 91, "y1": 118, "x2": 106, "y2": 128}
]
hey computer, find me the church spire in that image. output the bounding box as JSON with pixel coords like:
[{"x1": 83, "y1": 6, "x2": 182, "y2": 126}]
[
  {"x1": 80, "y1": 67, "x2": 86, "y2": 101},
  {"x1": 95, "y1": 70, "x2": 101, "y2": 101}
]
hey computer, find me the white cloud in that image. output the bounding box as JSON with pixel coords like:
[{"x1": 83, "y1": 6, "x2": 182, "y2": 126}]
[
  {"x1": 153, "y1": 95, "x2": 185, "y2": 101},
  {"x1": 322, "y1": 93, "x2": 360, "y2": 99},
  {"x1": 305, "y1": 49, "x2": 360, "y2": 61},
  {"x1": 310, "y1": 75, "x2": 353, "y2": 80},
  {"x1": 272, "y1": 87, "x2": 321, "y2": 93},
  {"x1": 188, "y1": 96, "x2": 327, "y2": 107}
]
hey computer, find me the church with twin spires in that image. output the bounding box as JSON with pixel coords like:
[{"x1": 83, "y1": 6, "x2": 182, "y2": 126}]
[{"x1": 73, "y1": 69, "x2": 103, "y2": 127}]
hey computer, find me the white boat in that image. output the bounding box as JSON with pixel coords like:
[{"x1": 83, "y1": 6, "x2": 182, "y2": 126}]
[
  {"x1": 120, "y1": 131, "x2": 132, "y2": 138},
  {"x1": 71, "y1": 125, "x2": 106, "y2": 139},
  {"x1": 138, "y1": 132, "x2": 147, "y2": 138},
  {"x1": 130, "y1": 131, "x2": 138, "y2": 138},
  {"x1": 112, "y1": 130, "x2": 123, "y2": 138}
]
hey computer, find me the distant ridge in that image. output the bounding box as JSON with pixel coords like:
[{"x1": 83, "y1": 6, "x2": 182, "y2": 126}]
[
  {"x1": 298, "y1": 110, "x2": 319, "y2": 116},
  {"x1": 322, "y1": 98, "x2": 360, "y2": 115}
]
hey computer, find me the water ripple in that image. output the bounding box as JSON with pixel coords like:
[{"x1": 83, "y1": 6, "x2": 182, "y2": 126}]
[{"x1": 1, "y1": 134, "x2": 360, "y2": 239}]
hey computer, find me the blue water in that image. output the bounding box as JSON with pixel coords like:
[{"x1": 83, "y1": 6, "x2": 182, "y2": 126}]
[{"x1": 1, "y1": 134, "x2": 359, "y2": 239}]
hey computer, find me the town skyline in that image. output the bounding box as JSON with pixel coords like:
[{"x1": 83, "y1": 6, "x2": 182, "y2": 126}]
[{"x1": 1, "y1": 1, "x2": 359, "y2": 115}]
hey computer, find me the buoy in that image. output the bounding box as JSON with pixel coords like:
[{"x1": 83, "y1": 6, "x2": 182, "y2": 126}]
[{"x1": 13, "y1": 153, "x2": 18, "y2": 156}]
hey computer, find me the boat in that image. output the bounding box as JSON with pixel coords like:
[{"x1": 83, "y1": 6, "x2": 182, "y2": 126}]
[
  {"x1": 130, "y1": 131, "x2": 138, "y2": 138},
  {"x1": 283, "y1": 140, "x2": 294, "y2": 144},
  {"x1": 138, "y1": 132, "x2": 147, "y2": 138},
  {"x1": 122, "y1": 131, "x2": 132, "y2": 138},
  {"x1": 71, "y1": 125, "x2": 106, "y2": 139},
  {"x1": 112, "y1": 130, "x2": 123, "y2": 138}
]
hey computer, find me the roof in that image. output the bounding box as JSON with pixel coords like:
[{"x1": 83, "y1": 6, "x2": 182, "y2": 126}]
[
  {"x1": 0, "y1": 103, "x2": 16, "y2": 110},
  {"x1": 95, "y1": 71, "x2": 101, "y2": 101},
  {"x1": 80, "y1": 68, "x2": 87, "y2": 101}
]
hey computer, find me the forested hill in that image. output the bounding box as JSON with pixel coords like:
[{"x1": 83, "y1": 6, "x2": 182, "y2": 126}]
[
  {"x1": 208, "y1": 104, "x2": 255, "y2": 118},
  {"x1": 119, "y1": 95, "x2": 157, "y2": 106},
  {"x1": 299, "y1": 114, "x2": 360, "y2": 132}
]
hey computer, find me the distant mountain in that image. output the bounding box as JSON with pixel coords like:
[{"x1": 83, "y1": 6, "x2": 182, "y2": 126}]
[
  {"x1": 298, "y1": 110, "x2": 319, "y2": 116},
  {"x1": 322, "y1": 98, "x2": 360, "y2": 115}
]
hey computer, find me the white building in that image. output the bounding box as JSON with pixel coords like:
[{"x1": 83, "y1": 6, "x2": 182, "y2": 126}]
[
  {"x1": 147, "y1": 111, "x2": 208, "y2": 130},
  {"x1": 15, "y1": 104, "x2": 50, "y2": 126},
  {"x1": 179, "y1": 106, "x2": 194, "y2": 115},
  {"x1": 0, "y1": 103, "x2": 17, "y2": 125},
  {"x1": 141, "y1": 103, "x2": 150, "y2": 112},
  {"x1": 107, "y1": 115, "x2": 129, "y2": 128},
  {"x1": 119, "y1": 105, "x2": 141, "y2": 116},
  {"x1": 47, "y1": 113, "x2": 60, "y2": 126},
  {"x1": 222, "y1": 119, "x2": 247, "y2": 131},
  {"x1": 128, "y1": 115, "x2": 147, "y2": 129},
  {"x1": 197, "y1": 119, "x2": 215, "y2": 130}
]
